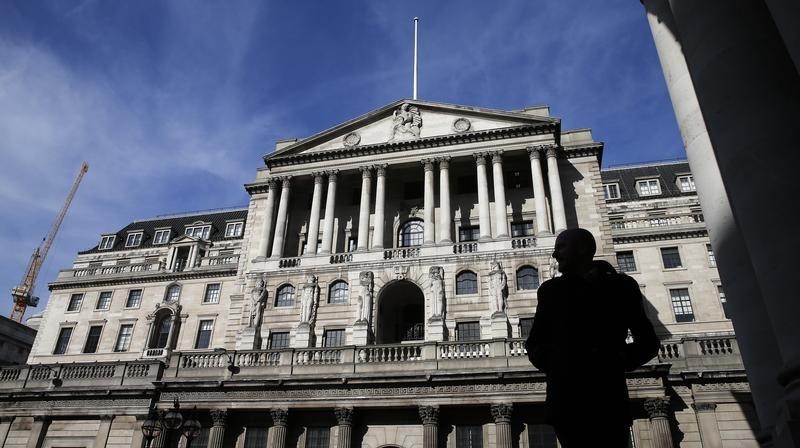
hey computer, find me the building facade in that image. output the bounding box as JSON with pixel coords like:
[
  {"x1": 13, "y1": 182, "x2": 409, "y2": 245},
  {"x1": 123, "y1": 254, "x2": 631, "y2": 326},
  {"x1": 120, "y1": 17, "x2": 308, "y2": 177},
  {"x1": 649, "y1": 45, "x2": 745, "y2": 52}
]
[{"x1": 1, "y1": 100, "x2": 757, "y2": 447}]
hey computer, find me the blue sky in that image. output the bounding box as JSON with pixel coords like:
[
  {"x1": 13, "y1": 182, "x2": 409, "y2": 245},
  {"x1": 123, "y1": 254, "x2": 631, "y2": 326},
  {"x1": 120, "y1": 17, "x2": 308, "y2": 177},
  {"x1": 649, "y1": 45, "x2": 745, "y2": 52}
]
[{"x1": 0, "y1": 0, "x2": 684, "y2": 319}]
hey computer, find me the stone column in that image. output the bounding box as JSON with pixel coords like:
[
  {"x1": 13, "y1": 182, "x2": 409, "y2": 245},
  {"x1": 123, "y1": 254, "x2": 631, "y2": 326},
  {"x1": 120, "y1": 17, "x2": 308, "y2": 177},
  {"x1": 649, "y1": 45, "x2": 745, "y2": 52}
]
[
  {"x1": 422, "y1": 160, "x2": 436, "y2": 245},
  {"x1": 438, "y1": 157, "x2": 452, "y2": 243},
  {"x1": 474, "y1": 153, "x2": 492, "y2": 240},
  {"x1": 527, "y1": 147, "x2": 551, "y2": 235},
  {"x1": 372, "y1": 165, "x2": 387, "y2": 249},
  {"x1": 334, "y1": 407, "x2": 354, "y2": 448},
  {"x1": 418, "y1": 405, "x2": 439, "y2": 448},
  {"x1": 644, "y1": 397, "x2": 674, "y2": 448},
  {"x1": 490, "y1": 152, "x2": 509, "y2": 238},
  {"x1": 270, "y1": 177, "x2": 292, "y2": 259},
  {"x1": 357, "y1": 167, "x2": 373, "y2": 250},
  {"x1": 93, "y1": 415, "x2": 114, "y2": 447},
  {"x1": 305, "y1": 173, "x2": 325, "y2": 256},
  {"x1": 0, "y1": 416, "x2": 14, "y2": 447},
  {"x1": 26, "y1": 416, "x2": 49, "y2": 448},
  {"x1": 693, "y1": 403, "x2": 722, "y2": 448},
  {"x1": 545, "y1": 147, "x2": 566, "y2": 232},
  {"x1": 208, "y1": 409, "x2": 227, "y2": 448},
  {"x1": 269, "y1": 408, "x2": 288, "y2": 448},
  {"x1": 320, "y1": 171, "x2": 338, "y2": 255},
  {"x1": 255, "y1": 180, "x2": 278, "y2": 260},
  {"x1": 490, "y1": 404, "x2": 513, "y2": 448}
]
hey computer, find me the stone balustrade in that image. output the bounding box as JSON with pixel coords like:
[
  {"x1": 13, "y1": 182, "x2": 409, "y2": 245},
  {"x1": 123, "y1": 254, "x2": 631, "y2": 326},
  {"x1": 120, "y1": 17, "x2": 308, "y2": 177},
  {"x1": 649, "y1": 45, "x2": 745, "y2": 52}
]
[
  {"x1": 610, "y1": 212, "x2": 705, "y2": 232},
  {"x1": 58, "y1": 254, "x2": 239, "y2": 281},
  {"x1": 654, "y1": 334, "x2": 741, "y2": 370},
  {"x1": 329, "y1": 253, "x2": 353, "y2": 264},
  {"x1": 0, "y1": 360, "x2": 163, "y2": 391},
  {"x1": 510, "y1": 236, "x2": 535, "y2": 249},
  {"x1": 199, "y1": 254, "x2": 240, "y2": 267},
  {"x1": 452, "y1": 242, "x2": 478, "y2": 254},
  {"x1": 278, "y1": 257, "x2": 301, "y2": 268},
  {"x1": 383, "y1": 247, "x2": 421, "y2": 260}
]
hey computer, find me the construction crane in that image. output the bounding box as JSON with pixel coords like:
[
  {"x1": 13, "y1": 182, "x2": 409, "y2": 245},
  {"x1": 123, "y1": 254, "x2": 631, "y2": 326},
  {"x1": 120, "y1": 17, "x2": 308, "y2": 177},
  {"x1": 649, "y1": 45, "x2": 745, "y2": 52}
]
[{"x1": 10, "y1": 162, "x2": 89, "y2": 322}]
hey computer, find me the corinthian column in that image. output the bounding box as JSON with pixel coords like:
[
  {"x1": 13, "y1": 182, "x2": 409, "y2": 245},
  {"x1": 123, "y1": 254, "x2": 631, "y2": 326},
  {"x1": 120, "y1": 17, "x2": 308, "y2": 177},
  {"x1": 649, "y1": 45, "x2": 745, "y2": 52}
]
[
  {"x1": 490, "y1": 152, "x2": 509, "y2": 238},
  {"x1": 335, "y1": 407, "x2": 354, "y2": 448},
  {"x1": 475, "y1": 153, "x2": 492, "y2": 240},
  {"x1": 269, "y1": 408, "x2": 288, "y2": 448},
  {"x1": 644, "y1": 397, "x2": 675, "y2": 448},
  {"x1": 545, "y1": 147, "x2": 567, "y2": 232},
  {"x1": 372, "y1": 165, "x2": 387, "y2": 249},
  {"x1": 438, "y1": 158, "x2": 452, "y2": 243},
  {"x1": 357, "y1": 167, "x2": 373, "y2": 250},
  {"x1": 320, "y1": 171, "x2": 339, "y2": 255},
  {"x1": 490, "y1": 404, "x2": 513, "y2": 448},
  {"x1": 270, "y1": 177, "x2": 292, "y2": 259},
  {"x1": 422, "y1": 160, "x2": 436, "y2": 245},
  {"x1": 418, "y1": 405, "x2": 439, "y2": 448},
  {"x1": 305, "y1": 173, "x2": 324, "y2": 256},
  {"x1": 208, "y1": 409, "x2": 227, "y2": 448},
  {"x1": 527, "y1": 147, "x2": 551, "y2": 235},
  {"x1": 255, "y1": 180, "x2": 278, "y2": 259}
]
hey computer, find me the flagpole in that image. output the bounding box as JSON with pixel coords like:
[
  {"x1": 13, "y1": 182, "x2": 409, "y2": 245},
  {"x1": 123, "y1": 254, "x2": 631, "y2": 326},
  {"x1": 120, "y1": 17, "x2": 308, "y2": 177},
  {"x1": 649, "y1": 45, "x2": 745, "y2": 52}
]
[{"x1": 413, "y1": 17, "x2": 419, "y2": 100}]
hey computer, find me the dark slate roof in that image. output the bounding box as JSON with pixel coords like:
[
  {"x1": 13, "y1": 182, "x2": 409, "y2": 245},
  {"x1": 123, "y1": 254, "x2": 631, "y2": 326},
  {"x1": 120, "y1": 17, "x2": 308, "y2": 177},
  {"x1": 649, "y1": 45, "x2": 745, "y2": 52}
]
[
  {"x1": 79, "y1": 208, "x2": 248, "y2": 254},
  {"x1": 600, "y1": 160, "x2": 695, "y2": 202}
]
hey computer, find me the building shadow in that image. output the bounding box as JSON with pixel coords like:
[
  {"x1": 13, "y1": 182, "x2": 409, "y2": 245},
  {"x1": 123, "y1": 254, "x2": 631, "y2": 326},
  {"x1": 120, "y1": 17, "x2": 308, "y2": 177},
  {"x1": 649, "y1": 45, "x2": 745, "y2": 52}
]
[{"x1": 553, "y1": 162, "x2": 583, "y2": 229}]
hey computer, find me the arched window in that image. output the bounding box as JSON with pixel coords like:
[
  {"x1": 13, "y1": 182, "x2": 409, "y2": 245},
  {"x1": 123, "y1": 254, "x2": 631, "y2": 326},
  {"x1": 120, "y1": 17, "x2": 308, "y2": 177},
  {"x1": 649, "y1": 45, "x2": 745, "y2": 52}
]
[
  {"x1": 149, "y1": 313, "x2": 174, "y2": 349},
  {"x1": 329, "y1": 280, "x2": 349, "y2": 304},
  {"x1": 399, "y1": 219, "x2": 424, "y2": 247},
  {"x1": 516, "y1": 266, "x2": 540, "y2": 290},
  {"x1": 275, "y1": 284, "x2": 295, "y2": 307},
  {"x1": 164, "y1": 284, "x2": 181, "y2": 303},
  {"x1": 455, "y1": 271, "x2": 478, "y2": 295}
]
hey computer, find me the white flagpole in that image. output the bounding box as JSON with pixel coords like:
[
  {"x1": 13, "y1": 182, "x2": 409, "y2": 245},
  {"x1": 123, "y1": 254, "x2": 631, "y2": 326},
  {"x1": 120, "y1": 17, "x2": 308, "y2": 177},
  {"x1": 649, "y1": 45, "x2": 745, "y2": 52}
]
[{"x1": 413, "y1": 17, "x2": 419, "y2": 100}]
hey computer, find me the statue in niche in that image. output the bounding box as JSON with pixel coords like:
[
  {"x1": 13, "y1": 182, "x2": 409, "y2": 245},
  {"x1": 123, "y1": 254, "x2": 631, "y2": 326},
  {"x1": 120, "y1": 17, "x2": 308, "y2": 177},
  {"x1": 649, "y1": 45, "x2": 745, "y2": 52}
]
[
  {"x1": 429, "y1": 266, "x2": 445, "y2": 318},
  {"x1": 300, "y1": 274, "x2": 320, "y2": 325},
  {"x1": 249, "y1": 274, "x2": 268, "y2": 328},
  {"x1": 388, "y1": 103, "x2": 422, "y2": 141},
  {"x1": 550, "y1": 257, "x2": 562, "y2": 279},
  {"x1": 357, "y1": 271, "x2": 374, "y2": 323},
  {"x1": 488, "y1": 261, "x2": 508, "y2": 315}
]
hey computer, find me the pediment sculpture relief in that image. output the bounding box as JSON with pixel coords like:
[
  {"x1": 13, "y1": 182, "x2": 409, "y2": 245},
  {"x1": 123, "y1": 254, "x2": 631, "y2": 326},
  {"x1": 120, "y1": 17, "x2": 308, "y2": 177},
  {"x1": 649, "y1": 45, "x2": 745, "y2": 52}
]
[{"x1": 388, "y1": 103, "x2": 422, "y2": 142}]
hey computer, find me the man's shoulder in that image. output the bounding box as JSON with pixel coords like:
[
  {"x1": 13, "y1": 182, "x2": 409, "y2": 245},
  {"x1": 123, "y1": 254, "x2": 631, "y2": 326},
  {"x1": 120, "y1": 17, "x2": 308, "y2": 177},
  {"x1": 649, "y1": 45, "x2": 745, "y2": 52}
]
[{"x1": 538, "y1": 277, "x2": 565, "y2": 294}]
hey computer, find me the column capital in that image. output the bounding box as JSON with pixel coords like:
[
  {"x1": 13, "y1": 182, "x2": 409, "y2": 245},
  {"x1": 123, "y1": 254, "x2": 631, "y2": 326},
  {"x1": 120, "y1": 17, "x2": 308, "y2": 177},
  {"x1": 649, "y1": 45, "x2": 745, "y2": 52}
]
[
  {"x1": 692, "y1": 402, "x2": 717, "y2": 413},
  {"x1": 270, "y1": 408, "x2": 288, "y2": 426},
  {"x1": 545, "y1": 146, "x2": 560, "y2": 159},
  {"x1": 360, "y1": 166, "x2": 373, "y2": 177},
  {"x1": 526, "y1": 145, "x2": 547, "y2": 159},
  {"x1": 276, "y1": 176, "x2": 292, "y2": 188},
  {"x1": 436, "y1": 156, "x2": 451, "y2": 168},
  {"x1": 489, "y1": 151, "x2": 504, "y2": 164},
  {"x1": 375, "y1": 164, "x2": 388, "y2": 176},
  {"x1": 265, "y1": 178, "x2": 279, "y2": 190},
  {"x1": 421, "y1": 159, "x2": 435, "y2": 171},
  {"x1": 311, "y1": 172, "x2": 326, "y2": 183},
  {"x1": 418, "y1": 405, "x2": 439, "y2": 425},
  {"x1": 490, "y1": 403, "x2": 513, "y2": 424},
  {"x1": 473, "y1": 152, "x2": 488, "y2": 165},
  {"x1": 210, "y1": 409, "x2": 227, "y2": 427},
  {"x1": 644, "y1": 397, "x2": 671, "y2": 419},
  {"x1": 335, "y1": 407, "x2": 354, "y2": 425},
  {"x1": 325, "y1": 170, "x2": 339, "y2": 181}
]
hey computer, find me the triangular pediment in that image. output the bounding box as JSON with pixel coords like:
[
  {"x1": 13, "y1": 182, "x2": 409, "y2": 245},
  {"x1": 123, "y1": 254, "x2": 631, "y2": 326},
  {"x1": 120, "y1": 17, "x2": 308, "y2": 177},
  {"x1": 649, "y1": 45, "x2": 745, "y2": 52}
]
[{"x1": 266, "y1": 99, "x2": 558, "y2": 160}]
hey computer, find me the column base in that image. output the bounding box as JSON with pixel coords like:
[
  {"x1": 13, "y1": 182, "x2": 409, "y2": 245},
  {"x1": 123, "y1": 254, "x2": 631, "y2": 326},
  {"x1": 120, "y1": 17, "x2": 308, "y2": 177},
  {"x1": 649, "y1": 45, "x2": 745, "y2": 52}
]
[
  {"x1": 478, "y1": 236, "x2": 493, "y2": 242},
  {"x1": 438, "y1": 239, "x2": 453, "y2": 244},
  {"x1": 371, "y1": 245, "x2": 384, "y2": 250},
  {"x1": 495, "y1": 233, "x2": 509, "y2": 239}
]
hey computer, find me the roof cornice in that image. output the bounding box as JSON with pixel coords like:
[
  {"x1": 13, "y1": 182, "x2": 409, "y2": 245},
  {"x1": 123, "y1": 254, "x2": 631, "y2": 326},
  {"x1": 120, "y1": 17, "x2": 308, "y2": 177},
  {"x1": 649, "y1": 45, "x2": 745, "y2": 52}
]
[
  {"x1": 612, "y1": 228, "x2": 708, "y2": 244},
  {"x1": 48, "y1": 268, "x2": 237, "y2": 291}
]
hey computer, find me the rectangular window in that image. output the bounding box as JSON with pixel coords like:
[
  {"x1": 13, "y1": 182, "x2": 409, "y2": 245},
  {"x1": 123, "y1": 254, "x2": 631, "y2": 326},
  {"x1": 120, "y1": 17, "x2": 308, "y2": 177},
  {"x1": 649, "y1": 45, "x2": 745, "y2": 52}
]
[
  {"x1": 670, "y1": 288, "x2": 695, "y2": 323},
  {"x1": 225, "y1": 222, "x2": 244, "y2": 238},
  {"x1": 323, "y1": 329, "x2": 345, "y2": 347},
  {"x1": 269, "y1": 331, "x2": 290, "y2": 349},
  {"x1": 244, "y1": 427, "x2": 268, "y2": 448},
  {"x1": 115, "y1": 324, "x2": 134, "y2": 352},
  {"x1": 456, "y1": 322, "x2": 481, "y2": 341},
  {"x1": 95, "y1": 291, "x2": 112, "y2": 310},
  {"x1": 125, "y1": 232, "x2": 143, "y2": 247},
  {"x1": 203, "y1": 283, "x2": 221, "y2": 304},
  {"x1": 511, "y1": 221, "x2": 534, "y2": 237},
  {"x1": 519, "y1": 318, "x2": 534, "y2": 339},
  {"x1": 99, "y1": 235, "x2": 115, "y2": 250},
  {"x1": 53, "y1": 327, "x2": 73, "y2": 354},
  {"x1": 403, "y1": 181, "x2": 423, "y2": 200},
  {"x1": 195, "y1": 320, "x2": 214, "y2": 349},
  {"x1": 718, "y1": 285, "x2": 730, "y2": 319},
  {"x1": 459, "y1": 225, "x2": 480, "y2": 242},
  {"x1": 604, "y1": 183, "x2": 621, "y2": 200},
  {"x1": 67, "y1": 293, "x2": 83, "y2": 312},
  {"x1": 125, "y1": 289, "x2": 143, "y2": 308},
  {"x1": 306, "y1": 427, "x2": 330, "y2": 448},
  {"x1": 706, "y1": 244, "x2": 716, "y2": 267},
  {"x1": 83, "y1": 325, "x2": 103, "y2": 353},
  {"x1": 616, "y1": 251, "x2": 637, "y2": 273},
  {"x1": 677, "y1": 175, "x2": 696, "y2": 192},
  {"x1": 456, "y1": 425, "x2": 483, "y2": 448},
  {"x1": 185, "y1": 225, "x2": 211, "y2": 239},
  {"x1": 456, "y1": 175, "x2": 478, "y2": 194},
  {"x1": 636, "y1": 179, "x2": 661, "y2": 196},
  {"x1": 504, "y1": 170, "x2": 530, "y2": 189},
  {"x1": 153, "y1": 229, "x2": 171, "y2": 245},
  {"x1": 660, "y1": 247, "x2": 683, "y2": 269}
]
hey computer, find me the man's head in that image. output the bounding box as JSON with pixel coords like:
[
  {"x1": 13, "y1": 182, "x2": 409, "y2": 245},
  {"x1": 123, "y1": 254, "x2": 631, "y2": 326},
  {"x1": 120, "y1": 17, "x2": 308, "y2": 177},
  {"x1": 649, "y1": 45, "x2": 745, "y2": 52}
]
[{"x1": 552, "y1": 228, "x2": 596, "y2": 274}]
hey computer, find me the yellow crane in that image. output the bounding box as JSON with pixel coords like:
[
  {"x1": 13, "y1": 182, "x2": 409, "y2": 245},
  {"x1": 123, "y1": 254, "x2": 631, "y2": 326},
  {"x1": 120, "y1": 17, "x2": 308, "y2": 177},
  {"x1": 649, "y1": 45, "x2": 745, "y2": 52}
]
[{"x1": 10, "y1": 162, "x2": 89, "y2": 322}]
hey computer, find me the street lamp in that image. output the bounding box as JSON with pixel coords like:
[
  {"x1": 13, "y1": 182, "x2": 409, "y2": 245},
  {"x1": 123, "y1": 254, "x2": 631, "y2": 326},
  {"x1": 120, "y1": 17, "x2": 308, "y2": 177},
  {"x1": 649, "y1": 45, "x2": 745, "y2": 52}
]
[{"x1": 141, "y1": 398, "x2": 202, "y2": 448}]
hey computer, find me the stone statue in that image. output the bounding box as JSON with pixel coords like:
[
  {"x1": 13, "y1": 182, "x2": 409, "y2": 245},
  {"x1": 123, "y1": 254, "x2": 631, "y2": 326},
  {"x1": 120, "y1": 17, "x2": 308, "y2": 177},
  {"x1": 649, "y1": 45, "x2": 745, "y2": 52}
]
[
  {"x1": 357, "y1": 271, "x2": 374, "y2": 323},
  {"x1": 249, "y1": 274, "x2": 268, "y2": 328},
  {"x1": 488, "y1": 261, "x2": 508, "y2": 315},
  {"x1": 300, "y1": 274, "x2": 320, "y2": 325},
  {"x1": 389, "y1": 103, "x2": 422, "y2": 141},
  {"x1": 550, "y1": 257, "x2": 562, "y2": 279},
  {"x1": 429, "y1": 266, "x2": 445, "y2": 318}
]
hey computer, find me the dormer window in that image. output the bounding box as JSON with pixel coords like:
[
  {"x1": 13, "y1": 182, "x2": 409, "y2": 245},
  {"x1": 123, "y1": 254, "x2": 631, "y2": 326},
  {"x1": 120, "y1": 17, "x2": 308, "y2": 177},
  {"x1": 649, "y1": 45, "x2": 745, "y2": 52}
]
[
  {"x1": 636, "y1": 179, "x2": 661, "y2": 197},
  {"x1": 603, "y1": 183, "x2": 620, "y2": 200},
  {"x1": 185, "y1": 225, "x2": 211, "y2": 239},
  {"x1": 225, "y1": 222, "x2": 244, "y2": 238},
  {"x1": 677, "y1": 175, "x2": 696, "y2": 192},
  {"x1": 125, "y1": 232, "x2": 143, "y2": 248},
  {"x1": 153, "y1": 229, "x2": 171, "y2": 245},
  {"x1": 99, "y1": 235, "x2": 116, "y2": 250}
]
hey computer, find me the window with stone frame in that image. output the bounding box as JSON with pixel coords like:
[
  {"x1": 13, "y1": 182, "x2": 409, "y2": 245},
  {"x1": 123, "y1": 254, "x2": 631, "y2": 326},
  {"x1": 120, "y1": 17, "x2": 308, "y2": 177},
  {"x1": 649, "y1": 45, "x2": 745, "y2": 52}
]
[
  {"x1": 660, "y1": 247, "x2": 683, "y2": 269},
  {"x1": 67, "y1": 293, "x2": 83, "y2": 312},
  {"x1": 604, "y1": 183, "x2": 621, "y2": 200},
  {"x1": 115, "y1": 324, "x2": 134, "y2": 352},
  {"x1": 275, "y1": 284, "x2": 295, "y2": 307},
  {"x1": 456, "y1": 321, "x2": 481, "y2": 341},
  {"x1": 203, "y1": 283, "x2": 221, "y2": 304},
  {"x1": 185, "y1": 225, "x2": 211, "y2": 239},
  {"x1": 510, "y1": 221, "x2": 534, "y2": 237},
  {"x1": 306, "y1": 427, "x2": 330, "y2": 448},
  {"x1": 96, "y1": 291, "x2": 112, "y2": 310},
  {"x1": 53, "y1": 327, "x2": 73, "y2": 354},
  {"x1": 125, "y1": 289, "x2": 143, "y2": 308},
  {"x1": 670, "y1": 288, "x2": 695, "y2": 322},
  {"x1": 225, "y1": 221, "x2": 244, "y2": 238},
  {"x1": 83, "y1": 325, "x2": 103, "y2": 354},
  {"x1": 455, "y1": 271, "x2": 478, "y2": 295},
  {"x1": 519, "y1": 318, "x2": 534, "y2": 339},
  {"x1": 636, "y1": 178, "x2": 661, "y2": 196},
  {"x1": 399, "y1": 220, "x2": 424, "y2": 247},
  {"x1": 195, "y1": 320, "x2": 214, "y2": 349},
  {"x1": 328, "y1": 280, "x2": 348, "y2": 304},
  {"x1": 269, "y1": 331, "x2": 290, "y2": 349},
  {"x1": 456, "y1": 425, "x2": 483, "y2": 448},
  {"x1": 616, "y1": 251, "x2": 637, "y2": 273},
  {"x1": 516, "y1": 266, "x2": 540, "y2": 290},
  {"x1": 125, "y1": 232, "x2": 143, "y2": 247},
  {"x1": 459, "y1": 225, "x2": 480, "y2": 242},
  {"x1": 165, "y1": 284, "x2": 181, "y2": 303},
  {"x1": 323, "y1": 329, "x2": 345, "y2": 347},
  {"x1": 677, "y1": 175, "x2": 696, "y2": 192},
  {"x1": 153, "y1": 229, "x2": 171, "y2": 245},
  {"x1": 99, "y1": 235, "x2": 115, "y2": 250}
]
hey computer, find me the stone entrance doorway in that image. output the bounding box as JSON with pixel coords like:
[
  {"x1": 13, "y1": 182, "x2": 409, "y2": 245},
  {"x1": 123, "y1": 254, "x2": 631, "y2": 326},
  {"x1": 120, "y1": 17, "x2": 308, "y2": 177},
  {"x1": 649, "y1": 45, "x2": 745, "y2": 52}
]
[{"x1": 376, "y1": 280, "x2": 425, "y2": 344}]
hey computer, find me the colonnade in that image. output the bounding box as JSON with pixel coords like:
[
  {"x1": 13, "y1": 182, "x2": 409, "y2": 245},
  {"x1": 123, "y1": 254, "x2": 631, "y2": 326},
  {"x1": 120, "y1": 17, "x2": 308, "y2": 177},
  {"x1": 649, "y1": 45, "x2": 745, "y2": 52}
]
[{"x1": 255, "y1": 146, "x2": 568, "y2": 260}]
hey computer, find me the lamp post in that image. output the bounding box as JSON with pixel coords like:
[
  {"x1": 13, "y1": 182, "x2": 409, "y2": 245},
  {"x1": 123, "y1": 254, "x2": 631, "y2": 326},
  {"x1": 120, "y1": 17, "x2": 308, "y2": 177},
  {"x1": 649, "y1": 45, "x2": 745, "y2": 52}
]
[{"x1": 141, "y1": 398, "x2": 202, "y2": 448}]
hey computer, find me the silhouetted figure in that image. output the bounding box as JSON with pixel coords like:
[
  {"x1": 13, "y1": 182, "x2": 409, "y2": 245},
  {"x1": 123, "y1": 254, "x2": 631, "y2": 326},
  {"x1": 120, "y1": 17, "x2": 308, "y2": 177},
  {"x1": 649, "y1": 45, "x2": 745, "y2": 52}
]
[{"x1": 525, "y1": 228, "x2": 660, "y2": 447}]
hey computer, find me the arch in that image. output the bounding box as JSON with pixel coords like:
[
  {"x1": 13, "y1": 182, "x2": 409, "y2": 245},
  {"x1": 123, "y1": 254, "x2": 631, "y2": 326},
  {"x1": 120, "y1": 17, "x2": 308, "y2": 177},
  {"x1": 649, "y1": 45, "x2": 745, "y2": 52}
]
[
  {"x1": 275, "y1": 284, "x2": 295, "y2": 307},
  {"x1": 455, "y1": 270, "x2": 478, "y2": 295},
  {"x1": 148, "y1": 308, "x2": 176, "y2": 349},
  {"x1": 398, "y1": 219, "x2": 424, "y2": 247},
  {"x1": 375, "y1": 280, "x2": 425, "y2": 344},
  {"x1": 516, "y1": 265, "x2": 540, "y2": 290},
  {"x1": 328, "y1": 280, "x2": 349, "y2": 304},
  {"x1": 163, "y1": 282, "x2": 182, "y2": 303}
]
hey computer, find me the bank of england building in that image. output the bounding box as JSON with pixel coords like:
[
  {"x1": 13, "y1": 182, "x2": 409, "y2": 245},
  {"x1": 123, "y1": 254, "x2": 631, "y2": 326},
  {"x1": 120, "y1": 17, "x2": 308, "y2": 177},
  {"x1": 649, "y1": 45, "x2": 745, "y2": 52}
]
[{"x1": 0, "y1": 100, "x2": 758, "y2": 447}]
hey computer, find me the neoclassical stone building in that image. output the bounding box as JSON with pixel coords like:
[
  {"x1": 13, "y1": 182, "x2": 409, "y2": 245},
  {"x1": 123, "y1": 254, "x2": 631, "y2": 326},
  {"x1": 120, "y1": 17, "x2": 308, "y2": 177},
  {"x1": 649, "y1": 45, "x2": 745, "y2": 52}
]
[{"x1": 0, "y1": 100, "x2": 757, "y2": 447}]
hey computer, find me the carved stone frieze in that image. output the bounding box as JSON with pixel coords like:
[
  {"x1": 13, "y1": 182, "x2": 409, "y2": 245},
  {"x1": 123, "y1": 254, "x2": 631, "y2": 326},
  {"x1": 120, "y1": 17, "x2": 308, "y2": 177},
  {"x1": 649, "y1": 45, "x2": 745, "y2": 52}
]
[
  {"x1": 6, "y1": 398, "x2": 150, "y2": 410},
  {"x1": 418, "y1": 405, "x2": 439, "y2": 425},
  {"x1": 693, "y1": 382, "x2": 750, "y2": 392},
  {"x1": 490, "y1": 403, "x2": 513, "y2": 423}
]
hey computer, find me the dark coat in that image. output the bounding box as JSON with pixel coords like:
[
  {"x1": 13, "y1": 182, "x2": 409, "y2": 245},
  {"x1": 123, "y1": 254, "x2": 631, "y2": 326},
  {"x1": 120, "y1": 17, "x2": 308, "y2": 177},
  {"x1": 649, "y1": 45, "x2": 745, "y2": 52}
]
[{"x1": 525, "y1": 268, "x2": 660, "y2": 425}]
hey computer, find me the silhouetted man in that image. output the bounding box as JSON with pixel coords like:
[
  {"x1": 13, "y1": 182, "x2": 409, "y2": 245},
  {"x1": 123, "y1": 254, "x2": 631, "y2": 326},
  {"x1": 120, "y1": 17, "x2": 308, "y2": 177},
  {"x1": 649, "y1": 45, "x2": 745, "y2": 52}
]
[{"x1": 525, "y1": 228, "x2": 660, "y2": 447}]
